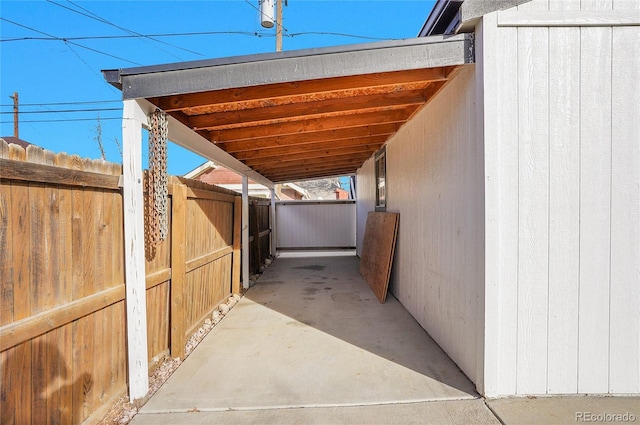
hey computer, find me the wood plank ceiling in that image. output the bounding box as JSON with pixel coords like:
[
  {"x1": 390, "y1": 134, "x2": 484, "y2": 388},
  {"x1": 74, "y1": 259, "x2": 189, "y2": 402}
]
[{"x1": 147, "y1": 65, "x2": 461, "y2": 183}]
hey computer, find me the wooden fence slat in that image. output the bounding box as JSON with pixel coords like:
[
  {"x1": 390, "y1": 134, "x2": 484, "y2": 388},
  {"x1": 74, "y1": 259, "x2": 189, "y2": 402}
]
[
  {"x1": 11, "y1": 181, "x2": 30, "y2": 322},
  {"x1": 186, "y1": 187, "x2": 236, "y2": 203},
  {"x1": 32, "y1": 336, "x2": 47, "y2": 422},
  {"x1": 71, "y1": 186, "x2": 84, "y2": 303},
  {"x1": 44, "y1": 183, "x2": 59, "y2": 312},
  {"x1": 8, "y1": 143, "x2": 25, "y2": 161},
  {"x1": 0, "y1": 285, "x2": 125, "y2": 352},
  {"x1": 30, "y1": 178, "x2": 46, "y2": 314},
  {"x1": 170, "y1": 182, "x2": 187, "y2": 359},
  {"x1": 146, "y1": 268, "x2": 172, "y2": 290},
  {"x1": 1, "y1": 347, "x2": 16, "y2": 423},
  {"x1": 0, "y1": 139, "x2": 9, "y2": 158},
  {"x1": 186, "y1": 246, "x2": 233, "y2": 273},
  {"x1": 0, "y1": 158, "x2": 120, "y2": 189},
  {"x1": 0, "y1": 178, "x2": 13, "y2": 326}
]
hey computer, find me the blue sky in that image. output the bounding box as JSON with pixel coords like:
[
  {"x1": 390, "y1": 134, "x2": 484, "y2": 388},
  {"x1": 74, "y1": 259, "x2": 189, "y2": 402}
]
[{"x1": 1, "y1": 0, "x2": 434, "y2": 176}]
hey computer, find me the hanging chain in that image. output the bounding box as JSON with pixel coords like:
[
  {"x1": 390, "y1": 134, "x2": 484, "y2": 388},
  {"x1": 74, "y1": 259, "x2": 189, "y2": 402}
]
[{"x1": 148, "y1": 108, "x2": 168, "y2": 246}]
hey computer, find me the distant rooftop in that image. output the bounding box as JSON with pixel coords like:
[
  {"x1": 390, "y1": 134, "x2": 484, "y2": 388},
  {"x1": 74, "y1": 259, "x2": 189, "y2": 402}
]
[{"x1": 1, "y1": 136, "x2": 32, "y2": 149}]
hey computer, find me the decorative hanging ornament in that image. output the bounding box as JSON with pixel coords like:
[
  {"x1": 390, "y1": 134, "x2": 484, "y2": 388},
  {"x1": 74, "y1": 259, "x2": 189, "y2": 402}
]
[{"x1": 147, "y1": 108, "x2": 168, "y2": 246}]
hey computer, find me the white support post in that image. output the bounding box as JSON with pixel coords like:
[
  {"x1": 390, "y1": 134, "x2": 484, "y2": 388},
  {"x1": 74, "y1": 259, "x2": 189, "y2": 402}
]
[
  {"x1": 242, "y1": 176, "x2": 250, "y2": 289},
  {"x1": 270, "y1": 187, "x2": 277, "y2": 256},
  {"x1": 122, "y1": 99, "x2": 149, "y2": 402}
]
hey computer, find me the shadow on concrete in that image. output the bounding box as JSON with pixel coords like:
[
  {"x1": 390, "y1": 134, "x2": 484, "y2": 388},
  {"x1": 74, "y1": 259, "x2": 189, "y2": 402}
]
[{"x1": 245, "y1": 255, "x2": 477, "y2": 398}]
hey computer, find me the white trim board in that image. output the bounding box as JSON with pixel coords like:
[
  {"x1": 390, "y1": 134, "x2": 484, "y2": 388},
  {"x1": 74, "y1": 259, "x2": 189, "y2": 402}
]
[{"x1": 498, "y1": 10, "x2": 640, "y2": 27}]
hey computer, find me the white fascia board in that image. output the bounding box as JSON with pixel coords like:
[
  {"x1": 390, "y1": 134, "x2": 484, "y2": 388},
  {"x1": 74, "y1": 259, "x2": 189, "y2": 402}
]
[
  {"x1": 183, "y1": 161, "x2": 216, "y2": 179},
  {"x1": 166, "y1": 113, "x2": 274, "y2": 189}
]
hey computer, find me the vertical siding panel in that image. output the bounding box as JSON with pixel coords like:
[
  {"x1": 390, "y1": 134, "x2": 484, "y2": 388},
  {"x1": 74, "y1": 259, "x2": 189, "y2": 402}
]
[
  {"x1": 578, "y1": 9, "x2": 612, "y2": 392},
  {"x1": 482, "y1": 12, "x2": 520, "y2": 396},
  {"x1": 609, "y1": 20, "x2": 640, "y2": 393},
  {"x1": 516, "y1": 21, "x2": 550, "y2": 394},
  {"x1": 547, "y1": 0, "x2": 581, "y2": 394},
  {"x1": 495, "y1": 24, "x2": 520, "y2": 397},
  {"x1": 380, "y1": 65, "x2": 482, "y2": 387}
]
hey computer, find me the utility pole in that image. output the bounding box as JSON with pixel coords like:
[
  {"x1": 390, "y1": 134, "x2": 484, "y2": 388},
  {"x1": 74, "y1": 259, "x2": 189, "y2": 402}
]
[
  {"x1": 275, "y1": 0, "x2": 283, "y2": 52},
  {"x1": 260, "y1": 0, "x2": 285, "y2": 52},
  {"x1": 9, "y1": 92, "x2": 18, "y2": 138}
]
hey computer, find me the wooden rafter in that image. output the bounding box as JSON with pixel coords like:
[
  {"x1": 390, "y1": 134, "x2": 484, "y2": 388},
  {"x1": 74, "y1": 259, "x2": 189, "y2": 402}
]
[{"x1": 146, "y1": 64, "x2": 464, "y2": 182}]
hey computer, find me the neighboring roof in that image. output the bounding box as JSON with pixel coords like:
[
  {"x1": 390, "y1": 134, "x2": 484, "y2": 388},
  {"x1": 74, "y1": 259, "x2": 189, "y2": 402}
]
[
  {"x1": 104, "y1": 35, "x2": 473, "y2": 183},
  {"x1": 282, "y1": 182, "x2": 308, "y2": 199},
  {"x1": 419, "y1": 0, "x2": 532, "y2": 36},
  {"x1": 184, "y1": 161, "x2": 309, "y2": 199},
  {"x1": 1, "y1": 136, "x2": 32, "y2": 149},
  {"x1": 419, "y1": 0, "x2": 464, "y2": 37},
  {"x1": 183, "y1": 160, "x2": 216, "y2": 179}
]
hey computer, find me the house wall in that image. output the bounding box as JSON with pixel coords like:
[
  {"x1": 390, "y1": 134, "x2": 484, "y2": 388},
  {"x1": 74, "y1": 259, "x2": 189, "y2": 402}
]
[
  {"x1": 356, "y1": 64, "x2": 484, "y2": 388},
  {"x1": 481, "y1": 0, "x2": 640, "y2": 396},
  {"x1": 195, "y1": 167, "x2": 245, "y2": 185}
]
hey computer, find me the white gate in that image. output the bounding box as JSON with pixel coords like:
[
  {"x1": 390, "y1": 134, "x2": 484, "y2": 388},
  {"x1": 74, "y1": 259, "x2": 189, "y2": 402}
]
[{"x1": 275, "y1": 200, "x2": 356, "y2": 250}]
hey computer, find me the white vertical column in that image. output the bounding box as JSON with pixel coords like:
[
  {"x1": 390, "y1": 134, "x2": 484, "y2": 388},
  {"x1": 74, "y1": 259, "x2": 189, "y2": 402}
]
[
  {"x1": 270, "y1": 187, "x2": 277, "y2": 256},
  {"x1": 122, "y1": 99, "x2": 149, "y2": 402},
  {"x1": 242, "y1": 175, "x2": 250, "y2": 289}
]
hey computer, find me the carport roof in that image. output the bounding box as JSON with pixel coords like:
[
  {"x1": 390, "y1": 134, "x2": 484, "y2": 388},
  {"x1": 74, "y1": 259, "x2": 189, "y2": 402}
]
[{"x1": 104, "y1": 34, "x2": 473, "y2": 183}]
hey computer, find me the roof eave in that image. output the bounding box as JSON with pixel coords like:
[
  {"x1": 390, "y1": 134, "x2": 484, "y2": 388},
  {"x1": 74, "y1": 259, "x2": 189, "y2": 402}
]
[
  {"x1": 103, "y1": 34, "x2": 474, "y2": 100},
  {"x1": 419, "y1": 0, "x2": 532, "y2": 36}
]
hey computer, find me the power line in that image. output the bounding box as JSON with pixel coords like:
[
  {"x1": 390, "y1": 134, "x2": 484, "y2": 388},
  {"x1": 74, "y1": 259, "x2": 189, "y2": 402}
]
[
  {"x1": 46, "y1": 0, "x2": 203, "y2": 58},
  {"x1": 2, "y1": 30, "x2": 393, "y2": 43},
  {"x1": 0, "y1": 17, "x2": 142, "y2": 65},
  {"x1": 2, "y1": 30, "x2": 281, "y2": 42},
  {"x1": 1, "y1": 117, "x2": 122, "y2": 124},
  {"x1": 289, "y1": 32, "x2": 389, "y2": 41},
  {"x1": 0, "y1": 100, "x2": 120, "y2": 107},
  {"x1": 0, "y1": 108, "x2": 121, "y2": 114}
]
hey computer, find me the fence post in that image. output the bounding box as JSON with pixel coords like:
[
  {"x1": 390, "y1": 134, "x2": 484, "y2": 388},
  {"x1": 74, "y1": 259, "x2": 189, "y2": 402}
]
[
  {"x1": 242, "y1": 176, "x2": 250, "y2": 289},
  {"x1": 270, "y1": 189, "x2": 277, "y2": 256},
  {"x1": 170, "y1": 180, "x2": 187, "y2": 359},
  {"x1": 232, "y1": 196, "x2": 242, "y2": 294},
  {"x1": 250, "y1": 200, "x2": 260, "y2": 274}
]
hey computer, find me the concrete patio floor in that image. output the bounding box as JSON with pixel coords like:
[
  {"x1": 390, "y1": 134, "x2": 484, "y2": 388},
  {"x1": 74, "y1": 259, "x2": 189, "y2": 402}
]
[{"x1": 130, "y1": 256, "x2": 640, "y2": 425}]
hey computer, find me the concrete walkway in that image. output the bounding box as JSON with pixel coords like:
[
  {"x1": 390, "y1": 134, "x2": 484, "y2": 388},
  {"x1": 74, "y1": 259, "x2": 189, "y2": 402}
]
[{"x1": 130, "y1": 256, "x2": 639, "y2": 425}]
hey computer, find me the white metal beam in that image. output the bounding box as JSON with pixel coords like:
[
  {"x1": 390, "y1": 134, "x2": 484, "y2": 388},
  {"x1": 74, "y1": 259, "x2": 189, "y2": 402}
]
[
  {"x1": 242, "y1": 176, "x2": 250, "y2": 289},
  {"x1": 122, "y1": 99, "x2": 150, "y2": 402},
  {"x1": 164, "y1": 113, "x2": 274, "y2": 189}
]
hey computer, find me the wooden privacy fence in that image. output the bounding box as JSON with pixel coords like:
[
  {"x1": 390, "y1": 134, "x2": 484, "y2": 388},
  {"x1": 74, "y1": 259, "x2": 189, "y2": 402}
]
[
  {"x1": 0, "y1": 143, "x2": 127, "y2": 425},
  {"x1": 0, "y1": 141, "x2": 270, "y2": 424},
  {"x1": 249, "y1": 199, "x2": 271, "y2": 275}
]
